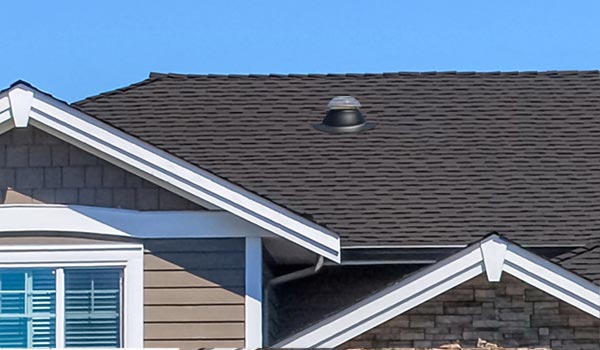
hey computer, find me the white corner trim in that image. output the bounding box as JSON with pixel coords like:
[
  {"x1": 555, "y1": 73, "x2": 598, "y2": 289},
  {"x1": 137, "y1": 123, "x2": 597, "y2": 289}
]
[
  {"x1": 0, "y1": 244, "x2": 144, "y2": 348},
  {"x1": 8, "y1": 87, "x2": 33, "y2": 127},
  {"x1": 480, "y1": 235, "x2": 507, "y2": 282},
  {"x1": 274, "y1": 234, "x2": 600, "y2": 348},
  {"x1": 0, "y1": 204, "x2": 271, "y2": 239},
  {"x1": 3, "y1": 82, "x2": 340, "y2": 262},
  {"x1": 245, "y1": 237, "x2": 263, "y2": 349}
]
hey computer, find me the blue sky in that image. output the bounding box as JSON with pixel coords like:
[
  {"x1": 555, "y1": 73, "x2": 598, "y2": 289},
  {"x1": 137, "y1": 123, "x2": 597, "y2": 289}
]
[{"x1": 2, "y1": 1, "x2": 600, "y2": 101}]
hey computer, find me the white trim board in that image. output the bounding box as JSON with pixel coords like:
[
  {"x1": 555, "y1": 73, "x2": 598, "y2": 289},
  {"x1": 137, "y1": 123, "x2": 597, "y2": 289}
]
[
  {"x1": 0, "y1": 82, "x2": 341, "y2": 262},
  {"x1": 0, "y1": 204, "x2": 272, "y2": 239},
  {"x1": 245, "y1": 237, "x2": 263, "y2": 349},
  {"x1": 274, "y1": 234, "x2": 600, "y2": 348}
]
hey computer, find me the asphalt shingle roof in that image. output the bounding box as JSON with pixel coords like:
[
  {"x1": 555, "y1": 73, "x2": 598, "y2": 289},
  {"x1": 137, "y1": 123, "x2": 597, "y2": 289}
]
[
  {"x1": 75, "y1": 71, "x2": 600, "y2": 248},
  {"x1": 554, "y1": 243, "x2": 600, "y2": 284}
]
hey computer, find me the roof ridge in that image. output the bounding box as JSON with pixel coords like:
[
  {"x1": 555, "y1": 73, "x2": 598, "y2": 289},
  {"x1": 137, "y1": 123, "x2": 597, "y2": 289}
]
[
  {"x1": 148, "y1": 70, "x2": 600, "y2": 79},
  {"x1": 73, "y1": 74, "x2": 164, "y2": 106}
]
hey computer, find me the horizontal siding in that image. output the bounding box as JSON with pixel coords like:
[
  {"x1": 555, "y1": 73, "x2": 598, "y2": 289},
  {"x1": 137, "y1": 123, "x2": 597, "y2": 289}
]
[
  {"x1": 144, "y1": 238, "x2": 246, "y2": 348},
  {"x1": 144, "y1": 269, "x2": 244, "y2": 288},
  {"x1": 144, "y1": 251, "x2": 244, "y2": 270},
  {"x1": 144, "y1": 339, "x2": 244, "y2": 349},
  {"x1": 145, "y1": 323, "x2": 244, "y2": 339},
  {"x1": 145, "y1": 305, "x2": 245, "y2": 322},
  {"x1": 144, "y1": 288, "x2": 244, "y2": 305},
  {"x1": 144, "y1": 238, "x2": 245, "y2": 252}
]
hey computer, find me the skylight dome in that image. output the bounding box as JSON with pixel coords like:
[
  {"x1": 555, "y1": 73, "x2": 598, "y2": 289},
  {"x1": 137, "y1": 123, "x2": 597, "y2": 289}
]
[
  {"x1": 327, "y1": 96, "x2": 361, "y2": 110},
  {"x1": 313, "y1": 96, "x2": 376, "y2": 134}
]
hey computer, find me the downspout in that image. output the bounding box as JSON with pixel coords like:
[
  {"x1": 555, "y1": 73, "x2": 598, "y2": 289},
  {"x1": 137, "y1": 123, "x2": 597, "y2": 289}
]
[{"x1": 263, "y1": 256, "x2": 325, "y2": 345}]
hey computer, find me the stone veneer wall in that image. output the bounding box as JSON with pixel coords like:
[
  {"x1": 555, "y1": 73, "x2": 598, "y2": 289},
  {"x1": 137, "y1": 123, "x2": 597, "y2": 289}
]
[
  {"x1": 343, "y1": 275, "x2": 600, "y2": 350},
  {"x1": 0, "y1": 127, "x2": 201, "y2": 210}
]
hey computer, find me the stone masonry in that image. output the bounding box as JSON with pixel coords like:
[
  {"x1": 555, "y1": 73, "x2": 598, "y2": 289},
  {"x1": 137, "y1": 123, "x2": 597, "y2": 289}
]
[
  {"x1": 343, "y1": 275, "x2": 600, "y2": 350},
  {"x1": 0, "y1": 127, "x2": 201, "y2": 210}
]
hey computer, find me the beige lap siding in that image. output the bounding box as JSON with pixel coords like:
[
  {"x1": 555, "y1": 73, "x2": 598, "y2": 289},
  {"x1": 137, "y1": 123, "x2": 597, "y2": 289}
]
[{"x1": 143, "y1": 238, "x2": 246, "y2": 350}]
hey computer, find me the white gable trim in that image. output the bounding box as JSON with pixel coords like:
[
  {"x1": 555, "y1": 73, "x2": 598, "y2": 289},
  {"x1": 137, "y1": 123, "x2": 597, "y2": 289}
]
[
  {"x1": 480, "y1": 235, "x2": 506, "y2": 282},
  {"x1": 274, "y1": 234, "x2": 600, "y2": 348},
  {"x1": 8, "y1": 88, "x2": 33, "y2": 127},
  {"x1": 0, "y1": 204, "x2": 271, "y2": 239},
  {"x1": 0, "y1": 83, "x2": 340, "y2": 261}
]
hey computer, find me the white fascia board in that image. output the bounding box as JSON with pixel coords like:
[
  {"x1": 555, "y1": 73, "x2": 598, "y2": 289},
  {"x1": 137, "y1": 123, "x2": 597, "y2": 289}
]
[
  {"x1": 0, "y1": 95, "x2": 14, "y2": 135},
  {"x1": 0, "y1": 204, "x2": 271, "y2": 239},
  {"x1": 275, "y1": 234, "x2": 600, "y2": 348},
  {"x1": 503, "y1": 243, "x2": 600, "y2": 317},
  {"x1": 0, "y1": 110, "x2": 14, "y2": 135},
  {"x1": 5, "y1": 84, "x2": 341, "y2": 262},
  {"x1": 0, "y1": 95, "x2": 10, "y2": 113}
]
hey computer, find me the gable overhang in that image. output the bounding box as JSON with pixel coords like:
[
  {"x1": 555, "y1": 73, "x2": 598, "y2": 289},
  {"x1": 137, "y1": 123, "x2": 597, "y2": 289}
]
[
  {"x1": 0, "y1": 82, "x2": 340, "y2": 262},
  {"x1": 274, "y1": 234, "x2": 600, "y2": 348}
]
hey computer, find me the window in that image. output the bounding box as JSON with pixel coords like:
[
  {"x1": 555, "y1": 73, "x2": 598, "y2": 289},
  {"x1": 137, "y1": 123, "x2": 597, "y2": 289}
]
[
  {"x1": 0, "y1": 269, "x2": 56, "y2": 348},
  {"x1": 0, "y1": 268, "x2": 123, "y2": 348},
  {"x1": 0, "y1": 244, "x2": 144, "y2": 348},
  {"x1": 65, "y1": 269, "x2": 122, "y2": 348}
]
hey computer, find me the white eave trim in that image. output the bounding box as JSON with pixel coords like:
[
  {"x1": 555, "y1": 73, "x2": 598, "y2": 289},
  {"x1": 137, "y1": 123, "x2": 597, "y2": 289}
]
[
  {"x1": 0, "y1": 204, "x2": 272, "y2": 239},
  {"x1": 0, "y1": 83, "x2": 340, "y2": 262},
  {"x1": 274, "y1": 234, "x2": 600, "y2": 348}
]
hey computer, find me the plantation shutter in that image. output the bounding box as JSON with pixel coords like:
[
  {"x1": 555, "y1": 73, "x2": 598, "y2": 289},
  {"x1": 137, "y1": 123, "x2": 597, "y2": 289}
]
[
  {"x1": 0, "y1": 269, "x2": 56, "y2": 348},
  {"x1": 64, "y1": 268, "x2": 122, "y2": 348},
  {"x1": 30, "y1": 270, "x2": 56, "y2": 348}
]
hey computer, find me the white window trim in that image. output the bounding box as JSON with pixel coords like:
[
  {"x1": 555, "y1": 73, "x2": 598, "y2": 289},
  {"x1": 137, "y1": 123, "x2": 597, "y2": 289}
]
[
  {"x1": 0, "y1": 84, "x2": 340, "y2": 262},
  {"x1": 0, "y1": 244, "x2": 144, "y2": 348},
  {"x1": 274, "y1": 234, "x2": 600, "y2": 348}
]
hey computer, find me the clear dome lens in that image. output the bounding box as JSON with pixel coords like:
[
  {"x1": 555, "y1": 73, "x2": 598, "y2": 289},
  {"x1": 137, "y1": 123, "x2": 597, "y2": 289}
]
[{"x1": 328, "y1": 96, "x2": 361, "y2": 110}]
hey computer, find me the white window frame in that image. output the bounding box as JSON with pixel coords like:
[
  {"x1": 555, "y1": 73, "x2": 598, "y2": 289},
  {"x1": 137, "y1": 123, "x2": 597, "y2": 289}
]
[{"x1": 0, "y1": 243, "x2": 144, "y2": 348}]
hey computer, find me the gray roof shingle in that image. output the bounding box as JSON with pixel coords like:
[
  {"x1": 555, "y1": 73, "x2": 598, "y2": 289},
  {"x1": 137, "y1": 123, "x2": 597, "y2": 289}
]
[
  {"x1": 74, "y1": 71, "x2": 600, "y2": 247},
  {"x1": 554, "y1": 244, "x2": 600, "y2": 284}
]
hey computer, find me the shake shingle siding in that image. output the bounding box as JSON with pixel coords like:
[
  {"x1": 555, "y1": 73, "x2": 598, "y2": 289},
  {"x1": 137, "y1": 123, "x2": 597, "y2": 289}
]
[
  {"x1": 0, "y1": 126, "x2": 202, "y2": 210},
  {"x1": 75, "y1": 71, "x2": 600, "y2": 247}
]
